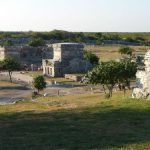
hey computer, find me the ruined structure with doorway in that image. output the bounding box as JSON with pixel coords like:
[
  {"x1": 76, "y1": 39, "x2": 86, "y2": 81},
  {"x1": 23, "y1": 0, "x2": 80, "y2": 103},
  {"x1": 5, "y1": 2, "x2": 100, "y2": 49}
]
[
  {"x1": 43, "y1": 43, "x2": 92, "y2": 77},
  {"x1": 0, "y1": 43, "x2": 92, "y2": 76},
  {"x1": 132, "y1": 50, "x2": 150, "y2": 99}
]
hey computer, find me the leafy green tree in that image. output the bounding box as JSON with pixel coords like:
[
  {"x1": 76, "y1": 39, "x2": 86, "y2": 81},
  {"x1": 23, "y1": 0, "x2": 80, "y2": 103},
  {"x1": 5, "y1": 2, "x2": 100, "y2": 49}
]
[
  {"x1": 33, "y1": 76, "x2": 47, "y2": 94},
  {"x1": 117, "y1": 60, "x2": 137, "y2": 94},
  {"x1": 2, "y1": 58, "x2": 21, "y2": 82},
  {"x1": 84, "y1": 51, "x2": 99, "y2": 65},
  {"x1": 95, "y1": 33, "x2": 102, "y2": 39},
  {"x1": 118, "y1": 46, "x2": 134, "y2": 58},
  {"x1": 1, "y1": 40, "x2": 13, "y2": 46},
  {"x1": 28, "y1": 38, "x2": 45, "y2": 47},
  {"x1": 87, "y1": 60, "x2": 137, "y2": 97},
  {"x1": 87, "y1": 61, "x2": 119, "y2": 97}
]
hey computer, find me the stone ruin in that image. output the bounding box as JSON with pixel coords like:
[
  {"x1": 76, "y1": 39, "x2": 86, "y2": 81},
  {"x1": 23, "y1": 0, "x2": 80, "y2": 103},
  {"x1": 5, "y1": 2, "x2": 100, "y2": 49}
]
[
  {"x1": 132, "y1": 50, "x2": 150, "y2": 99},
  {"x1": 0, "y1": 45, "x2": 53, "y2": 70},
  {"x1": 0, "y1": 43, "x2": 92, "y2": 76},
  {"x1": 0, "y1": 45, "x2": 53, "y2": 64},
  {"x1": 43, "y1": 43, "x2": 92, "y2": 77}
]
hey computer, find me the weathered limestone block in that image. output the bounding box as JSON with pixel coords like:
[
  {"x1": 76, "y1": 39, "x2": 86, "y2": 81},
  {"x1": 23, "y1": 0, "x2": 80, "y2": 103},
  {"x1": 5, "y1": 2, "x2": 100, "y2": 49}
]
[
  {"x1": 64, "y1": 58, "x2": 92, "y2": 73},
  {"x1": 42, "y1": 43, "x2": 92, "y2": 77},
  {"x1": 0, "y1": 46, "x2": 53, "y2": 66},
  {"x1": 132, "y1": 88, "x2": 149, "y2": 99},
  {"x1": 133, "y1": 50, "x2": 150, "y2": 99}
]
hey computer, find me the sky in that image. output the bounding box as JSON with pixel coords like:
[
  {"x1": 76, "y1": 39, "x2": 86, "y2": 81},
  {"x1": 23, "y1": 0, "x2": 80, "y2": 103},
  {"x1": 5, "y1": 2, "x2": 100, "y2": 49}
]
[{"x1": 0, "y1": 0, "x2": 150, "y2": 32}]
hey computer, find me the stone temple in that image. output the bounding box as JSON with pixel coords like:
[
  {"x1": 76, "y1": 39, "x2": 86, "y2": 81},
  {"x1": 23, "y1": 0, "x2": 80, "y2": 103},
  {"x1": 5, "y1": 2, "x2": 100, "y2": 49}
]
[
  {"x1": 42, "y1": 43, "x2": 92, "y2": 77},
  {"x1": 132, "y1": 50, "x2": 150, "y2": 99},
  {"x1": 0, "y1": 43, "x2": 92, "y2": 77}
]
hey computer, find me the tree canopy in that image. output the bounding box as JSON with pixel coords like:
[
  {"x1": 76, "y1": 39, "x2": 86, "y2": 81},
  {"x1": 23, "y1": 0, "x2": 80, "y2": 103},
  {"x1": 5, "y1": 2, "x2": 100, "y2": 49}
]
[
  {"x1": 118, "y1": 46, "x2": 135, "y2": 58},
  {"x1": 33, "y1": 76, "x2": 47, "y2": 94},
  {"x1": 84, "y1": 51, "x2": 99, "y2": 65},
  {"x1": 1, "y1": 40, "x2": 13, "y2": 46},
  {"x1": 28, "y1": 38, "x2": 45, "y2": 47},
  {"x1": 1, "y1": 57, "x2": 21, "y2": 82},
  {"x1": 87, "y1": 60, "x2": 137, "y2": 97},
  {"x1": 0, "y1": 31, "x2": 149, "y2": 45}
]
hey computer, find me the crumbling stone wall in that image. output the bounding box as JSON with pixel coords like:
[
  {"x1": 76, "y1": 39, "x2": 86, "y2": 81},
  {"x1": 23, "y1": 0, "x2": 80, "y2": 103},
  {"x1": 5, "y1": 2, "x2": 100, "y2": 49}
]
[
  {"x1": 133, "y1": 50, "x2": 150, "y2": 99},
  {"x1": 52, "y1": 43, "x2": 84, "y2": 62},
  {"x1": 43, "y1": 43, "x2": 92, "y2": 77},
  {"x1": 0, "y1": 46, "x2": 53, "y2": 66}
]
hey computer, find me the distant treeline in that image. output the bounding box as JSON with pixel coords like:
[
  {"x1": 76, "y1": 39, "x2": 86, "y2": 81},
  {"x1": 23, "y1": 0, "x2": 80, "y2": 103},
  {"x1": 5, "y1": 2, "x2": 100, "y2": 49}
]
[{"x1": 0, "y1": 30, "x2": 150, "y2": 45}]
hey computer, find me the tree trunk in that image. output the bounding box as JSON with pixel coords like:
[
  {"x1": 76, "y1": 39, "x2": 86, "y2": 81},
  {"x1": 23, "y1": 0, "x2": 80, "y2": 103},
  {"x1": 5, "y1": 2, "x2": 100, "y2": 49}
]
[
  {"x1": 122, "y1": 83, "x2": 126, "y2": 97},
  {"x1": 123, "y1": 88, "x2": 126, "y2": 97},
  {"x1": 37, "y1": 89, "x2": 39, "y2": 94},
  {"x1": 109, "y1": 88, "x2": 113, "y2": 97},
  {"x1": 8, "y1": 71, "x2": 12, "y2": 83},
  {"x1": 102, "y1": 85, "x2": 106, "y2": 94},
  {"x1": 107, "y1": 85, "x2": 114, "y2": 98}
]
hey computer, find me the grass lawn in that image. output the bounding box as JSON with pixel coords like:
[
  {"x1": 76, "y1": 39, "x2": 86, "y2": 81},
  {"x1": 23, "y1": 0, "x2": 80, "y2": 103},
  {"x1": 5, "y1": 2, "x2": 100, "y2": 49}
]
[
  {"x1": 1, "y1": 91, "x2": 150, "y2": 150},
  {"x1": 85, "y1": 45, "x2": 150, "y2": 61}
]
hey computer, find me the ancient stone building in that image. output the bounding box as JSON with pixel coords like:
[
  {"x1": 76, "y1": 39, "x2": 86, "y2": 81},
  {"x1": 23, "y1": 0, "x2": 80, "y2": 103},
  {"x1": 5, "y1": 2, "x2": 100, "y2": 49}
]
[
  {"x1": 132, "y1": 50, "x2": 150, "y2": 99},
  {"x1": 0, "y1": 46, "x2": 53, "y2": 66},
  {"x1": 43, "y1": 43, "x2": 92, "y2": 77}
]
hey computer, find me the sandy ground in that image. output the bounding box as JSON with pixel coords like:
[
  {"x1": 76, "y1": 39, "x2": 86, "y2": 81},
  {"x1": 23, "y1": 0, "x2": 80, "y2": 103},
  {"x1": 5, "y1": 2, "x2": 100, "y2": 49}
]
[
  {"x1": 0, "y1": 72, "x2": 33, "y2": 83},
  {"x1": 0, "y1": 89, "x2": 31, "y2": 105},
  {"x1": 1, "y1": 81, "x2": 136, "y2": 105},
  {"x1": 0, "y1": 72, "x2": 121, "y2": 105},
  {"x1": 0, "y1": 85, "x2": 100, "y2": 105}
]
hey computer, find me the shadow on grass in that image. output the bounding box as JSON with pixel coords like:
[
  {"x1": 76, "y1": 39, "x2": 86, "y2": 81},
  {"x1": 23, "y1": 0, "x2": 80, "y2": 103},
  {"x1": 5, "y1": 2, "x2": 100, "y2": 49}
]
[
  {"x1": 1, "y1": 106, "x2": 150, "y2": 150},
  {"x1": 0, "y1": 86, "x2": 29, "y2": 90}
]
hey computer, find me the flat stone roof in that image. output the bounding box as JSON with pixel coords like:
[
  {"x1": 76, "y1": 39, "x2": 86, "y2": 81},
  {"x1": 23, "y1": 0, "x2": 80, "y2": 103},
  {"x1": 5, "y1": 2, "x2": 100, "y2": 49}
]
[{"x1": 52, "y1": 42, "x2": 83, "y2": 46}]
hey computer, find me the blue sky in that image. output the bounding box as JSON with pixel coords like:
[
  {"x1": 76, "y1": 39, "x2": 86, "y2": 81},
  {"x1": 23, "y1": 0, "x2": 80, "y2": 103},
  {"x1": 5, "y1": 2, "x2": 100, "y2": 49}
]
[{"x1": 0, "y1": 0, "x2": 150, "y2": 32}]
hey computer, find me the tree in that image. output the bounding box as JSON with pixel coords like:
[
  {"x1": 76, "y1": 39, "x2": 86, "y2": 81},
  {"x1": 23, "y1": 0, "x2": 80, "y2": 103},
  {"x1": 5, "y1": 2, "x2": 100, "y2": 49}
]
[
  {"x1": 1, "y1": 40, "x2": 13, "y2": 46},
  {"x1": 0, "y1": 61, "x2": 3, "y2": 70},
  {"x1": 84, "y1": 51, "x2": 99, "y2": 65},
  {"x1": 117, "y1": 60, "x2": 137, "y2": 95},
  {"x1": 28, "y1": 38, "x2": 45, "y2": 47},
  {"x1": 87, "y1": 61, "x2": 119, "y2": 97},
  {"x1": 118, "y1": 46, "x2": 134, "y2": 58},
  {"x1": 2, "y1": 58, "x2": 21, "y2": 82},
  {"x1": 33, "y1": 76, "x2": 47, "y2": 94},
  {"x1": 87, "y1": 60, "x2": 137, "y2": 97}
]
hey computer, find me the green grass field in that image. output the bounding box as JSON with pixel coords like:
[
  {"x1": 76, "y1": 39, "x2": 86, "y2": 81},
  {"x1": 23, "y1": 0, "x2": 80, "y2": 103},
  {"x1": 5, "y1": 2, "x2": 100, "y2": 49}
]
[
  {"x1": 1, "y1": 91, "x2": 150, "y2": 150},
  {"x1": 85, "y1": 45, "x2": 150, "y2": 61}
]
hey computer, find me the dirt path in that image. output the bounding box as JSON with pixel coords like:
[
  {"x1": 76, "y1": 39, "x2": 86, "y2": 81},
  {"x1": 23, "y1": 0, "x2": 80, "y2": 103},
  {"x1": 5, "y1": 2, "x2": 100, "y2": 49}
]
[
  {"x1": 0, "y1": 89, "x2": 31, "y2": 105},
  {"x1": 0, "y1": 72, "x2": 33, "y2": 83}
]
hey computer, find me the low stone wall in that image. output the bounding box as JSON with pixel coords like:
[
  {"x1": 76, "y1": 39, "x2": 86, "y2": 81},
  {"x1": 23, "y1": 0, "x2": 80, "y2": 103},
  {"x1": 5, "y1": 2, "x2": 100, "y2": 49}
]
[{"x1": 65, "y1": 74, "x2": 83, "y2": 82}]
